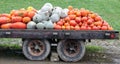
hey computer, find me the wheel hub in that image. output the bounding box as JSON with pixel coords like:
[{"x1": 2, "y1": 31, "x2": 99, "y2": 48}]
[
  {"x1": 64, "y1": 41, "x2": 80, "y2": 57},
  {"x1": 28, "y1": 40, "x2": 45, "y2": 56}
]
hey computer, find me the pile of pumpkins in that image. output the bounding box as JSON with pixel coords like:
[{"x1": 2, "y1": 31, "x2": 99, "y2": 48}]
[
  {"x1": 27, "y1": 3, "x2": 69, "y2": 29},
  {"x1": 0, "y1": 6, "x2": 36, "y2": 29},
  {"x1": 53, "y1": 6, "x2": 113, "y2": 30},
  {"x1": 0, "y1": 3, "x2": 113, "y2": 30}
]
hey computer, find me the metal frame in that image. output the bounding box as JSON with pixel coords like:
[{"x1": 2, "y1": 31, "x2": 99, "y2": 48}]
[{"x1": 0, "y1": 29, "x2": 118, "y2": 39}]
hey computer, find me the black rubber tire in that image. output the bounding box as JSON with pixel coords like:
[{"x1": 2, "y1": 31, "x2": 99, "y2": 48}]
[
  {"x1": 57, "y1": 40, "x2": 85, "y2": 62},
  {"x1": 22, "y1": 39, "x2": 50, "y2": 60}
]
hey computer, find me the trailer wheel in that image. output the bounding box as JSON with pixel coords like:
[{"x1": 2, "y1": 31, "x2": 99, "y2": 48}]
[
  {"x1": 22, "y1": 39, "x2": 50, "y2": 60},
  {"x1": 57, "y1": 40, "x2": 85, "y2": 62}
]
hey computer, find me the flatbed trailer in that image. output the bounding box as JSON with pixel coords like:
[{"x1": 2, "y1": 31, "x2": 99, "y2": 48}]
[{"x1": 0, "y1": 29, "x2": 119, "y2": 62}]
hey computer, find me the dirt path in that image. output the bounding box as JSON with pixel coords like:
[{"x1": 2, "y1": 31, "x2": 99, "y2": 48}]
[{"x1": 0, "y1": 51, "x2": 115, "y2": 64}]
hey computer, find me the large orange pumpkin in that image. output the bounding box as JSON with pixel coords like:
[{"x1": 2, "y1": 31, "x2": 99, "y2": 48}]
[
  {"x1": 0, "y1": 13, "x2": 11, "y2": 18},
  {"x1": 11, "y1": 16, "x2": 22, "y2": 23},
  {"x1": 27, "y1": 11, "x2": 35, "y2": 18},
  {"x1": 19, "y1": 10, "x2": 28, "y2": 17},
  {"x1": 1, "y1": 23, "x2": 12, "y2": 29},
  {"x1": 11, "y1": 22, "x2": 26, "y2": 29},
  {"x1": 11, "y1": 10, "x2": 28, "y2": 17},
  {"x1": 10, "y1": 10, "x2": 19, "y2": 16},
  {"x1": 0, "y1": 17, "x2": 11, "y2": 24}
]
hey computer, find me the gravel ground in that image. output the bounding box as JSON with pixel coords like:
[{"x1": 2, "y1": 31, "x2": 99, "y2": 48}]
[
  {"x1": 87, "y1": 39, "x2": 120, "y2": 63},
  {"x1": 0, "y1": 39, "x2": 120, "y2": 64}
]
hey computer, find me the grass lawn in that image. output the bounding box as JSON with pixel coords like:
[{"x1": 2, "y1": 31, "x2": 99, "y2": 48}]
[{"x1": 0, "y1": 0, "x2": 120, "y2": 31}]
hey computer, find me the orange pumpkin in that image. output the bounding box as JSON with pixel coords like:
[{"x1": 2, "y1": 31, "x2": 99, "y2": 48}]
[
  {"x1": 11, "y1": 22, "x2": 26, "y2": 29},
  {"x1": 101, "y1": 26, "x2": 108, "y2": 30},
  {"x1": 68, "y1": 6, "x2": 73, "y2": 10},
  {"x1": 19, "y1": 10, "x2": 28, "y2": 17},
  {"x1": 65, "y1": 26, "x2": 71, "y2": 30},
  {"x1": 62, "y1": 26, "x2": 66, "y2": 30},
  {"x1": 68, "y1": 10, "x2": 75, "y2": 15},
  {"x1": 10, "y1": 10, "x2": 19, "y2": 16},
  {"x1": 64, "y1": 16, "x2": 70, "y2": 22},
  {"x1": 76, "y1": 11, "x2": 81, "y2": 17},
  {"x1": 69, "y1": 20, "x2": 77, "y2": 26},
  {"x1": 11, "y1": 10, "x2": 28, "y2": 17},
  {"x1": 27, "y1": 11, "x2": 35, "y2": 18},
  {"x1": 94, "y1": 16, "x2": 102, "y2": 21},
  {"x1": 68, "y1": 15, "x2": 76, "y2": 20},
  {"x1": 81, "y1": 16, "x2": 88, "y2": 21},
  {"x1": 0, "y1": 17, "x2": 11, "y2": 24},
  {"x1": 80, "y1": 8, "x2": 88, "y2": 17},
  {"x1": 0, "y1": 13, "x2": 11, "y2": 18},
  {"x1": 54, "y1": 24, "x2": 61, "y2": 30},
  {"x1": 57, "y1": 20, "x2": 64, "y2": 26},
  {"x1": 92, "y1": 26, "x2": 99, "y2": 30},
  {"x1": 94, "y1": 21, "x2": 103, "y2": 26},
  {"x1": 11, "y1": 16, "x2": 22, "y2": 23},
  {"x1": 70, "y1": 26, "x2": 74, "y2": 30},
  {"x1": 74, "y1": 25, "x2": 80, "y2": 30},
  {"x1": 64, "y1": 22, "x2": 70, "y2": 26},
  {"x1": 88, "y1": 13, "x2": 97, "y2": 19},
  {"x1": 22, "y1": 17, "x2": 31, "y2": 23},
  {"x1": 75, "y1": 17, "x2": 81, "y2": 23},
  {"x1": 80, "y1": 26, "x2": 87, "y2": 30},
  {"x1": 108, "y1": 26, "x2": 113, "y2": 30},
  {"x1": 1, "y1": 23, "x2": 12, "y2": 29}
]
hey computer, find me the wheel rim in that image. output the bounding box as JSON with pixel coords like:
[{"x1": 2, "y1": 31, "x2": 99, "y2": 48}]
[
  {"x1": 64, "y1": 40, "x2": 80, "y2": 57},
  {"x1": 28, "y1": 40, "x2": 45, "y2": 56}
]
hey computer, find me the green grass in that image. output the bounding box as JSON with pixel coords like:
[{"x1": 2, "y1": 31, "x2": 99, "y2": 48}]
[
  {"x1": 86, "y1": 45, "x2": 104, "y2": 53},
  {"x1": 0, "y1": 0, "x2": 119, "y2": 31},
  {"x1": 0, "y1": 43, "x2": 21, "y2": 49},
  {"x1": 0, "y1": 38, "x2": 21, "y2": 49},
  {"x1": 0, "y1": 43, "x2": 104, "y2": 53}
]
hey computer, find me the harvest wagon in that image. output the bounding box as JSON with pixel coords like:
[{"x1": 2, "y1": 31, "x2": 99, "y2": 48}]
[{"x1": 0, "y1": 3, "x2": 119, "y2": 62}]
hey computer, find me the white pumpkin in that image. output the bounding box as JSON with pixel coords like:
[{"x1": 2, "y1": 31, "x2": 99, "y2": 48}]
[
  {"x1": 27, "y1": 21, "x2": 36, "y2": 29},
  {"x1": 37, "y1": 11, "x2": 50, "y2": 21},
  {"x1": 40, "y1": 11, "x2": 50, "y2": 21},
  {"x1": 60, "y1": 8, "x2": 69, "y2": 18},
  {"x1": 45, "y1": 20, "x2": 54, "y2": 29},
  {"x1": 40, "y1": 3, "x2": 53, "y2": 13},
  {"x1": 52, "y1": 7, "x2": 62, "y2": 16},
  {"x1": 37, "y1": 10, "x2": 41, "y2": 14},
  {"x1": 43, "y1": 3, "x2": 53, "y2": 10},
  {"x1": 33, "y1": 14, "x2": 43, "y2": 23},
  {"x1": 49, "y1": 13, "x2": 60, "y2": 22},
  {"x1": 36, "y1": 22, "x2": 45, "y2": 29},
  {"x1": 63, "y1": 8, "x2": 69, "y2": 12},
  {"x1": 42, "y1": 20, "x2": 48, "y2": 25},
  {"x1": 40, "y1": 6, "x2": 52, "y2": 12}
]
